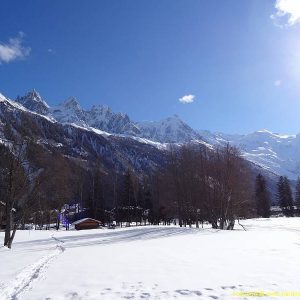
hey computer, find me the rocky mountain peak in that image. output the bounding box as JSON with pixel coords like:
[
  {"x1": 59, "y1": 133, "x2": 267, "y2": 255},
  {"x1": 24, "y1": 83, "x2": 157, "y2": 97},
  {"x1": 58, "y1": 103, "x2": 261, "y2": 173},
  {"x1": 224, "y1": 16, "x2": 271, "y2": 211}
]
[
  {"x1": 60, "y1": 97, "x2": 82, "y2": 110},
  {"x1": 15, "y1": 89, "x2": 49, "y2": 114}
]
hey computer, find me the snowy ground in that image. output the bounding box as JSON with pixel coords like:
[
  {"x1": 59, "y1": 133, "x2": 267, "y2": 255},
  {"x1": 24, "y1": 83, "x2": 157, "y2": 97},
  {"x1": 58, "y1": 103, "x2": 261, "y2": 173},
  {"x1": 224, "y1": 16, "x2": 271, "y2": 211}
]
[{"x1": 0, "y1": 218, "x2": 300, "y2": 300}]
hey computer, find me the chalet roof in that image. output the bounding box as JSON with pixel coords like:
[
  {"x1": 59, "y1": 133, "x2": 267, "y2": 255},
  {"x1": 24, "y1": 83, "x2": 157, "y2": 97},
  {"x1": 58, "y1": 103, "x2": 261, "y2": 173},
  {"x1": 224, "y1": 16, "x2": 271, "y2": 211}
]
[{"x1": 72, "y1": 218, "x2": 101, "y2": 225}]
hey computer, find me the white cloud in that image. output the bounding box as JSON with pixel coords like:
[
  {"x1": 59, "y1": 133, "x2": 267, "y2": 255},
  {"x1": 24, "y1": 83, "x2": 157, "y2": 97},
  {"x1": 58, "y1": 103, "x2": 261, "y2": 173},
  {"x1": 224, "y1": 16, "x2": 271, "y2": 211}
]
[
  {"x1": 271, "y1": 0, "x2": 300, "y2": 27},
  {"x1": 0, "y1": 32, "x2": 31, "y2": 64},
  {"x1": 274, "y1": 79, "x2": 282, "y2": 86},
  {"x1": 179, "y1": 94, "x2": 195, "y2": 104}
]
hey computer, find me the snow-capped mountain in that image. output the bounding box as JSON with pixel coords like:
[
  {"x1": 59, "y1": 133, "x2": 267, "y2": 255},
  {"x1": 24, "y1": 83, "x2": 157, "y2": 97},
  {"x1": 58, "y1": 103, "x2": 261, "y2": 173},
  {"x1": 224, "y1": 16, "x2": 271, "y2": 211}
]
[
  {"x1": 49, "y1": 98, "x2": 141, "y2": 135},
  {"x1": 15, "y1": 89, "x2": 49, "y2": 115},
  {"x1": 50, "y1": 97, "x2": 86, "y2": 126},
  {"x1": 86, "y1": 105, "x2": 140, "y2": 135},
  {"x1": 199, "y1": 129, "x2": 300, "y2": 180},
  {"x1": 136, "y1": 115, "x2": 201, "y2": 143},
  {"x1": 11, "y1": 89, "x2": 300, "y2": 180},
  {"x1": 15, "y1": 90, "x2": 199, "y2": 143},
  {"x1": 0, "y1": 92, "x2": 167, "y2": 175},
  {"x1": 48, "y1": 97, "x2": 200, "y2": 142}
]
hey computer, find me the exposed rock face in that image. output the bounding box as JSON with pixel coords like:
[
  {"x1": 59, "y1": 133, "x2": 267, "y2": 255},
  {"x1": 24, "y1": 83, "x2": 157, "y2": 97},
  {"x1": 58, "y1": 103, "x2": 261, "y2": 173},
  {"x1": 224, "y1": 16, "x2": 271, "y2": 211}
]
[
  {"x1": 11, "y1": 89, "x2": 300, "y2": 182},
  {"x1": 15, "y1": 89, "x2": 49, "y2": 115}
]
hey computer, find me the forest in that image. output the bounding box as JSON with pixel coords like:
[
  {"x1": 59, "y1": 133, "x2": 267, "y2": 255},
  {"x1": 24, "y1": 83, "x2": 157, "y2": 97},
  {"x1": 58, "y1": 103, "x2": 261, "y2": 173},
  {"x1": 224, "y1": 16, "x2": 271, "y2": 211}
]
[{"x1": 1, "y1": 136, "x2": 300, "y2": 248}]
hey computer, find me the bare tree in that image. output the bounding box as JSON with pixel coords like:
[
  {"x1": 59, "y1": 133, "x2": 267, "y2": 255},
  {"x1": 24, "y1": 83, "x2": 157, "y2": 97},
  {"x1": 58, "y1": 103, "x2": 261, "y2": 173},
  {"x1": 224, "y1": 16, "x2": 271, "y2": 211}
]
[
  {"x1": 155, "y1": 143, "x2": 254, "y2": 230},
  {"x1": 0, "y1": 142, "x2": 32, "y2": 248}
]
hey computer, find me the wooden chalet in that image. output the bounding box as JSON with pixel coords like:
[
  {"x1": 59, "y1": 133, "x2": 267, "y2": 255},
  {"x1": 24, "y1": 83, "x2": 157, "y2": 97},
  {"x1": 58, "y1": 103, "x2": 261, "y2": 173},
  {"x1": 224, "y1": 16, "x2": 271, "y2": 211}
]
[{"x1": 72, "y1": 218, "x2": 101, "y2": 230}]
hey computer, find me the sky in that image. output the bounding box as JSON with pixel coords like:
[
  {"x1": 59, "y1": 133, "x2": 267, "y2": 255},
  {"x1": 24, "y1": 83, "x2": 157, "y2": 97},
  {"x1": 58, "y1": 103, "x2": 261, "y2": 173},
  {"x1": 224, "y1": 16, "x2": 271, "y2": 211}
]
[{"x1": 1, "y1": 0, "x2": 300, "y2": 134}]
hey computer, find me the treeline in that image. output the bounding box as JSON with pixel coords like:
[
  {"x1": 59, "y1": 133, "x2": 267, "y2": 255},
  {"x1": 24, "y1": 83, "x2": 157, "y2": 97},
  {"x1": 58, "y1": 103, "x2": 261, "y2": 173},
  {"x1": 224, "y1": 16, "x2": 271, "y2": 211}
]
[
  {"x1": 81, "y1": 143, "x2": 257, "y2": 229},
  {"x1": 1, "y1": 134, "x2": 298, "y2": 248},
  {"x1": 0, "y1": 138, "x2": 78, "y2": 248},
  {"x1": 152, "y1": 144, "x2": 255, "y2": 229},
  {"x1": 255, "y1": 173, "x2": 300, "y2": 218}
]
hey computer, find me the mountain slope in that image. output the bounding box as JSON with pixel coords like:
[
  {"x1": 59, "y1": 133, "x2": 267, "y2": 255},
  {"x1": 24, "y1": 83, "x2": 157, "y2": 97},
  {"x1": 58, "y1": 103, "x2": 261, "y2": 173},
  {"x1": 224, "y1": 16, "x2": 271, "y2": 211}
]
[
  {"x1": 86, "y1": 105, "x2": 140, "y2": 135},
  {"x1": 12, "y1": 89, "x2": 300, "y2": 180},
  {"x1": 49, "y1": 97, "x2": 141, "y2": 136},
  {"x1": 199, "y1": 129, "x2": 300, "y2": 180},
  {"x1": 15, "y1": 89, "x2": 49, "y2": 115},
  {"x1": 1, "y1": 93, "x2": 168, "y2": 176},
  {"x1": 50, "y1": 97, "x2": 86, "y2": 126},
  {"x1": 15, "y1": 91, "x2": 200, "y2": 144},
  {"x1": 136, "y1": 115, "x2": 202, "y2": 143}
]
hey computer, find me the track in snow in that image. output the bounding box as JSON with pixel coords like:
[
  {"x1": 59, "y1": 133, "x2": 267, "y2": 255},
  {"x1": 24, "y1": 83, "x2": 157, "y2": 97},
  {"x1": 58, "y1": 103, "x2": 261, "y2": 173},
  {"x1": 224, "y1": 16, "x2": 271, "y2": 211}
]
[
  {"x1": 0, "y1": 242, "x2": 65, "y2": 300},
  {"x1": 12, "y1": 226, "x2": 199, "y2": 251},
  {"x1": 0, "y1": 227, "x2": 194, "y2": 300}
]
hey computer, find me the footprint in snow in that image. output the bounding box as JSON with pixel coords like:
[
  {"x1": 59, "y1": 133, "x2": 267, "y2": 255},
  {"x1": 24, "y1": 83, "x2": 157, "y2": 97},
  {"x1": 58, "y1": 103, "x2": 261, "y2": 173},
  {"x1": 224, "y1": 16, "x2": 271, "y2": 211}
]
[
  {"x1": 221, "y1": 285, "x2": 236, "y2": 290},
  {"x1": 175, "y1": 289, "x2": 192, "y2": 296}
]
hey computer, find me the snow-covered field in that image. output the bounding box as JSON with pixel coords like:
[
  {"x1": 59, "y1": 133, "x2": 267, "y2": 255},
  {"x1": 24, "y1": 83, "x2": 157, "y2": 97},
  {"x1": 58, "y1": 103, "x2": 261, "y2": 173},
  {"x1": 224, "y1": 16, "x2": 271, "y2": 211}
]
[{"x1": 0, "y1": 218, "x2": 300, "y2": 300}]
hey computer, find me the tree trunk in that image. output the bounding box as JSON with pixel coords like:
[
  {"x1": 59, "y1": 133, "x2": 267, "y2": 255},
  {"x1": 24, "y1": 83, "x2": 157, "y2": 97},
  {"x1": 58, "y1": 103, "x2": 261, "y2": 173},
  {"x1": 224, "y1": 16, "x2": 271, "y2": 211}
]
[
  {"x1": 4, "y1": 208, "x2": 12, "y2": 246},
  {"x1": 7, "y1": 223, "x2": 18, "y2": 249}
]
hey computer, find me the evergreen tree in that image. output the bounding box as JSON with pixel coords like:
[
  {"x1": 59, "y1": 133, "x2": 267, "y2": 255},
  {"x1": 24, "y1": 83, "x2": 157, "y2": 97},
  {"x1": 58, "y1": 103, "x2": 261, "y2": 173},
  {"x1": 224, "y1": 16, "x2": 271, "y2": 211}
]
[
  {"x1": 277, "y1": 176, "x2": 285, "y2": 209},
  {"x1": 295, "y1": 177, "x2": 300, "y2": 211},
  {"x1": 144, "y1": 187, "x2": 154, "y2": 224},
  {"x1": 121, "y1": 169, "x2": 136, "y2": 225},
  {"x1": 283, "y1": 177, "x2": 294, "y2": 217},
  {"x1": 277, "y1": 176, "x2": 294, "y2": 217},
  {"x1": 90, "y1": 169, "x2": 104, "y2": 221},
  {"x1": 255, "y1": 174, "x2": 270, "y2": 218},
  {"x1": 122, "y1": 169, "x2": 135, "y2": 207}
]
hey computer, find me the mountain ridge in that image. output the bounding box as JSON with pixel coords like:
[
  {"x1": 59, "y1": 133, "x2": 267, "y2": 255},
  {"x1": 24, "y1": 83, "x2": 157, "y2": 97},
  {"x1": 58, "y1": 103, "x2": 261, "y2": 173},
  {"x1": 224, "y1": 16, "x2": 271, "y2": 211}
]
[{"x1": 11, "y1": 89, "x2": 300, "y2": 180}]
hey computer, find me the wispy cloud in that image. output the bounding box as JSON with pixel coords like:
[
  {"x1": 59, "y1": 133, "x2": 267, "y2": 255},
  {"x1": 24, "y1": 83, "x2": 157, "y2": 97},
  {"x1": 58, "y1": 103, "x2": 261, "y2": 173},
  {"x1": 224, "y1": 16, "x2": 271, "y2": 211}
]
[
  {"x1": 271, "y1": 0, "x2": 300, "y2": 27},
  {"x1": 47, "y1": 48, "x2": 55, "y2": 54},
  {"x1": 274, "y1": 79, "x2": 282, "y2": 86},
  {"x1": 179, "y1": 94, "x2": 195, "y2": 104},
  {"x1": 0, "y1": 32, "x2": 31, "y2": 64}
]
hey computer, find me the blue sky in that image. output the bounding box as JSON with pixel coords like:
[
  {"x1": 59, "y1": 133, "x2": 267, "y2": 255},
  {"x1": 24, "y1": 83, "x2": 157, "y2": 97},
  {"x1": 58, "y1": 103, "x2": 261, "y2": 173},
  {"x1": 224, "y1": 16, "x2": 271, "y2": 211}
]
[{"x1": 1, "y1": 0, "x2": 300, "y2": 134}]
